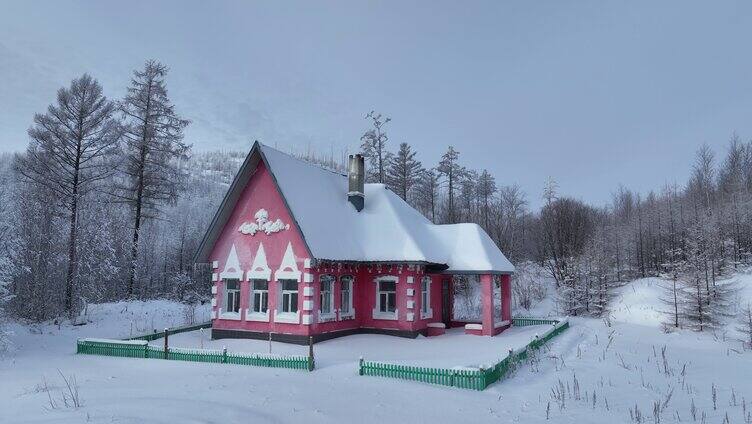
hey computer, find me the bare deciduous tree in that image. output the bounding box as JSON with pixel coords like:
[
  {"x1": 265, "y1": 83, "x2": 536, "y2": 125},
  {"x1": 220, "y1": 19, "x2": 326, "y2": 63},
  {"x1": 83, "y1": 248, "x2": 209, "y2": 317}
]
[{"x1": 15, "y1": 74, "x2": 120, "y2": 316}]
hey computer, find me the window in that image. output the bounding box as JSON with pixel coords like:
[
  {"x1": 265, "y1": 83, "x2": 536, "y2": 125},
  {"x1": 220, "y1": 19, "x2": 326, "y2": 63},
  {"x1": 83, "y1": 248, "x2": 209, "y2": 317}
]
[
  {"x1": 421, "y1": 276, "x2": 432, "y2": 319},
  {"x1": 340, "y1": 275, "x2": 354, "y2": 318},
  {"x1": 224, "y1": 279, "x2": 240, "y2": 314},
  {"x1": 378, "y1": 280, "x2": 396, "y2": 313},
  {"x1": 319, "y1": 275, "x2": 334, "y2": 317},
  {"x1": 251, "y1": 280, "x2": 268, "y2": 314},
  {"x1": 280, "y1": 280, "x2": 298, "y2": 313}
]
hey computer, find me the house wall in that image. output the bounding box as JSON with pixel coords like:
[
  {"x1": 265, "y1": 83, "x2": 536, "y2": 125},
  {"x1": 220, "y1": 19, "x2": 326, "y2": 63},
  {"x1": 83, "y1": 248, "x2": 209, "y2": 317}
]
[
  {"x1": 209, "y1": 161, "x2": 312, "y2": 337},
  {"x1": 208, "y1": 160, "x2": 446, "y2": 340},
  {"x1": 289, "y1": 263, "x2": 441, "y2": 336}
]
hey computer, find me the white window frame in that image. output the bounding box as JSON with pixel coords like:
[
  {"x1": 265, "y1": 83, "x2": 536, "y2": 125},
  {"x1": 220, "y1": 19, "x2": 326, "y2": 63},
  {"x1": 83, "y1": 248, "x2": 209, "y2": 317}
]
[
  {"x1": 274, "y1": 279, "x2": 300, "y2": 324},
  {"x1": 372, "y1": 276, "x2": 398, "y2": 320},
  {"x1": 421, "y1": 276, "x2": 433, "y2": 319},
  {"x1": 339, "y1": 275, "x2": 355, "y2": 320},
  {"x1": 221, "y1": 278, "x2": 241, "y2": 320},
  {"x1": 246, "y1": 279, "x2": 270, "y2": 322},
  {"x1": 318, "y1": 274, "x2": 336, "y2": 322}
]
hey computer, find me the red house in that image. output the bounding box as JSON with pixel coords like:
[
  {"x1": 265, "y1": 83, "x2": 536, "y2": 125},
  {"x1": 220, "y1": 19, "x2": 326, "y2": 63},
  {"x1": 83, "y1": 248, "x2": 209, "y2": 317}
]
[{"x1": 194, "y1": 142, "x2": 515, "y2": 344}]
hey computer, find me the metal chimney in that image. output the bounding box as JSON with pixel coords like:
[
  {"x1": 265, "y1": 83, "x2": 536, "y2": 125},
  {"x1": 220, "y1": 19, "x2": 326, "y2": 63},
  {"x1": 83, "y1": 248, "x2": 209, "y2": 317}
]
[{"x1": 348, "y1": 154, "x2": 365, "y2": 212}]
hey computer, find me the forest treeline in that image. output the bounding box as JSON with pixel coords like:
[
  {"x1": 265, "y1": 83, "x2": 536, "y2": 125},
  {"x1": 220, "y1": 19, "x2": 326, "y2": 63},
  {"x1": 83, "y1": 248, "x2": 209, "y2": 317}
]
[{"x1": 1, "y1": 64, "x2": 751, "y2": 335}]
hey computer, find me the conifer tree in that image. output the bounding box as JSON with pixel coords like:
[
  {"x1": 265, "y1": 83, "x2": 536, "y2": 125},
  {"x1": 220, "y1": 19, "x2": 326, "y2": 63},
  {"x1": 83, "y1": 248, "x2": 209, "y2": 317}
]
[
  {"x1": 117, "y1": 60, "x2": 190, "y2": 297},
  {"x1": 386, "y1": 142, "x2": 423, "y2": 201}
]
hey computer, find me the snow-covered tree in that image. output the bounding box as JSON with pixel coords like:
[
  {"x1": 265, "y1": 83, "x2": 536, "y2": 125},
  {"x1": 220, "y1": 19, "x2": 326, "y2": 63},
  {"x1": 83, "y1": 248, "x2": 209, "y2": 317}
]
[
  {"x1": 737, "y1": 303, "x2": 752, "y2": 349},
  {"x1": 659, "y1": 248, "x2": 684, "y2": 329},
  {"x1": 476, "y1": 170, "x2": 497, "y2": 229},
  {"x1": 359, "y1": 111, "x2": 391, "y2": 184},
  {"x1": 415, "y1": 169, "x2": 440, "y2": 222},
  {"x1": 116, "y1": 60, "x2": 190, "y2": 298},
  {"x1": 15, "y1": 74, "x2": 121, "y2": 317},
  {"x1": 437, "y1": 146, "x2": 466, "y2": 224},
  {"x1": 386, "y1": 142, "x2": 423, "y2": 202},
  {"x1": 0, "y1": 279, "x2": 12, "y2": 353}
]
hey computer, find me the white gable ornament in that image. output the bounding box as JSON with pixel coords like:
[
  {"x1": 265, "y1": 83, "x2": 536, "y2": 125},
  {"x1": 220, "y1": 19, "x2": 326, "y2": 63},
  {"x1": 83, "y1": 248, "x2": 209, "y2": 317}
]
[
  {"x1": 275, "y1": 242, "x2": 301, "y2": 281},
  {"x1": 220, "y1": 244, "x2": 243, "y2": 280},
  {"x1": 238, "y1": 209, "x2": 290, "y2": 236},
  {"x1": 246, "y1": 243, "x2": 272, "y2": 280}
]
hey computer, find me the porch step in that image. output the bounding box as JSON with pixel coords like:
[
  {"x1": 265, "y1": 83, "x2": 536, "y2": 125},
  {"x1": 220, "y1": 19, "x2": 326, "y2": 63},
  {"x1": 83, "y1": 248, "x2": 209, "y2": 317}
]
[{"x1": 426, "y1": 322, "x2": 446, "y2": 336}]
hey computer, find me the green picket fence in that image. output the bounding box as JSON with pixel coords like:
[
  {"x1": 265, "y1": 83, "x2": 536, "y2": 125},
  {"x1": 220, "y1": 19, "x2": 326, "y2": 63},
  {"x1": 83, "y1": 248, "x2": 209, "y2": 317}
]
[
  {"x1": 512, "y1": 317, "x2": 560, "y2": 327},
  {"x1": 359, "y1": 360, "x2": 486, "y2": 390},
  {"x1": 226, "y1": 351, "x2": 312, "y2": 370},
  {"x1": 76, "y1": 338, "x2": 313, "y2": 371},
  {"x1": 125, "y1": 321, "x2": 213, "y2": 342},
  {"x1": 76, "y1": 338, "x2": 150, "y2": 358},
  {"x1": 358, "y1": 317, "x2": 570, "y2": 391}
]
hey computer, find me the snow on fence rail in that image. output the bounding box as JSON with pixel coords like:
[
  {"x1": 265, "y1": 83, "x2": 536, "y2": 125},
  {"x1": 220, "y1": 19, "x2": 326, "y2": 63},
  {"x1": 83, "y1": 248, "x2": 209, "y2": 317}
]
[
  {"x1": 76, "y1": 338, "x2": 314, "y2": 371},
  {"x1": 358, "y1": 317, "x2": 570, "y2": 391},
  {"x1": 512, "y1": 317, "x2": 560, "y2": 327},
  {"x1": 125, "y1": 321, "x2": 213, "y2": 342}
]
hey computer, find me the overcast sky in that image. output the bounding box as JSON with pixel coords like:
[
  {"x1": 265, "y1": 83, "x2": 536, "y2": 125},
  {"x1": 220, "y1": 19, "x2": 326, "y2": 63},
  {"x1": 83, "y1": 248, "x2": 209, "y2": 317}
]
[{"x1": 2, "y1": 1, "x2": 752, "y2": 208}]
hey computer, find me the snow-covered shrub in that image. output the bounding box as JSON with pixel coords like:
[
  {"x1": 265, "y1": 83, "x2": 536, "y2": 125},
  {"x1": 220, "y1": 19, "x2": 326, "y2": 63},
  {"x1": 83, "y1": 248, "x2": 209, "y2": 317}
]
[
  {"x1": 452, "y1": 275, "x2": 481, "y2": 321},
  {"x1": 738, "y1": 303, "x2": 752, "y2": 349},
  {"x1": 0, "y1": 280, "x2": 13, "y2": 353},
  {"x1": 513, "y1": 262, "x2": 548, "y2": 310}
]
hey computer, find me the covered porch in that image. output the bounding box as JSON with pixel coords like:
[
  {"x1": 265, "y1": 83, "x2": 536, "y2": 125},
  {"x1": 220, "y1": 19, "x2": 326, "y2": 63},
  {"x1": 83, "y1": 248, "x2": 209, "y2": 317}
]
[{"x1": 431, "y1": 273, "x2": 512, "y2": 337}]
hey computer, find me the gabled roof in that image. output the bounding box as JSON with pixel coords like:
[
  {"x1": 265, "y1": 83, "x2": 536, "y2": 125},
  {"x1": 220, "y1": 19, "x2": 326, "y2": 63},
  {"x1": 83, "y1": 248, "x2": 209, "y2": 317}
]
[{"x1": 194, "y1": 142, "x2": 514, "y2": 274}]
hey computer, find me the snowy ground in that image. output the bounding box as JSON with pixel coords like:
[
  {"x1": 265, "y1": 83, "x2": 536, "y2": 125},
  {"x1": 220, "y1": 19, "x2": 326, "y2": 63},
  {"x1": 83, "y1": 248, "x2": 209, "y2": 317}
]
[{"x1": 2, "y1": 273, "x2": 751, "y2": 424}]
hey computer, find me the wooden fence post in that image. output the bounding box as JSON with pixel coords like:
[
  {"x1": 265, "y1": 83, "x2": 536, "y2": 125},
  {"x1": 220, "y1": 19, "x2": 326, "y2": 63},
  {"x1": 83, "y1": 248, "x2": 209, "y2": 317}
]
[
  {"x1": 164, "y1": 328, "x2": 169, "y2": 360},
  {"x1": 308, "y1": 336, "x2": 314, "y2": 371}
]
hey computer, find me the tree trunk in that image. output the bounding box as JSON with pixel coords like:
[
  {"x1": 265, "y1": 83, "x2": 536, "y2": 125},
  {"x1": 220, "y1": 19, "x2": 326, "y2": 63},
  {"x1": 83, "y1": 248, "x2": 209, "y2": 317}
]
[
  {"x1": 127, "y1": 144, "x2": 147, "y2": 297},
  {"x1": 126, "y1": 79, "x2": 153, "y2": 297},
  {"x1": 64, "y1": 128, "x2": 84, "y2": 318}
]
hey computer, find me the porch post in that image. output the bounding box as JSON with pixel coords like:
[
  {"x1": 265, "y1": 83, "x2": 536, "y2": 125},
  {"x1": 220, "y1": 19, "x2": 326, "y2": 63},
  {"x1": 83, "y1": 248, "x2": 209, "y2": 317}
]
[
  {"x1": 501, "y1": 274, "x2": 512, "y2": 322},
  {"x1": 480, "y1": 274, "x2": 495, "y2": 336}
]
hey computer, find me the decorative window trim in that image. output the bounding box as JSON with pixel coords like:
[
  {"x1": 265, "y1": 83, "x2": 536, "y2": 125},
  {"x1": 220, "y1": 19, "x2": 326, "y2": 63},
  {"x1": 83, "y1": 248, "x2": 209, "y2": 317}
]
[
  {"x1": 372, "y1": 276, "x2": 398, "y2": 320},
  {"x1": 274, "y1": 310, "x2": 300, "y2": 324},
  {"x1": 421, "y1": 276, "x2": 433, "y2": 319},
  {"x1": 339, "y1": 308, "x2": 356, "y2": 320},
  {"x1": 339, "y1": 275, "x2": 355, "y2": 320},
  {"x1": 223, "y1": 279, "x2": 241, "y2": 315},
  {"x1": 318, "y1": 312, "x2": 337, "y2": 323},
  {"x1": 246, "y1": 243, "x2": 272, "y2": 280},
  {"x1": 218, "y1": 309, "x2": 242, "y2": 321},
  {"x1": 277, "y1": 279, "x2": 299, "y2": 320},
  {"x1": 245, "y1": 311, "x2": 270, "y2": 322},
  {"x1": 219, "y1": 244, "x2": 244, "y2": 280},
  {"x1": 274, "y1": 242, "x2": 301, "y2": 281},
  {"x1": 319, "y1": 274, "x2": 336, "y2": 321},
  {"x1": 372, "y1": 309, "x2": 399, "y2": 321},
  {"x1": 248, "y1": 279, "x2": 269, "y2": 320}
]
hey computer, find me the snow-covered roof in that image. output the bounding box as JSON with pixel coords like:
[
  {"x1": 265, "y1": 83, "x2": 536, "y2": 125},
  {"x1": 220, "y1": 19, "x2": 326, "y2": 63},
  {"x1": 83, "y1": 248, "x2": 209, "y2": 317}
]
[{"x1": 195, "y1": 142, "x2": 514, "y2": 274}]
